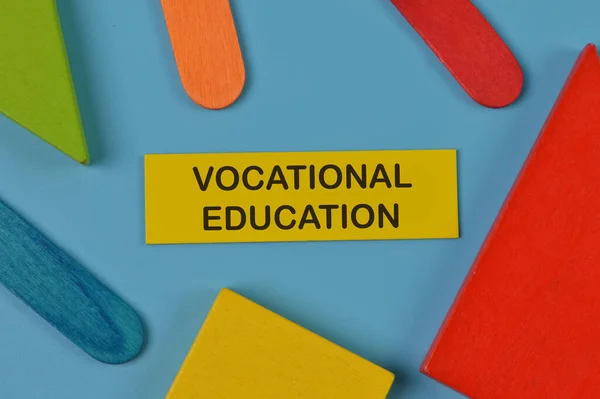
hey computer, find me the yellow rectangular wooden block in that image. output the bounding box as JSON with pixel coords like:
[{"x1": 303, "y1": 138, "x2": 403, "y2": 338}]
[
  {"x1": 145, "y1": 149, "x2": 459, "y2": 244},
  {"x1": 166, "y1": 289, "x2": 395, "y2": 399}
]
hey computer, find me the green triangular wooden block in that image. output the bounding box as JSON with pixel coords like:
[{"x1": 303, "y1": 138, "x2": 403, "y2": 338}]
[{"x1": 0, "y1": 1, "x2": 90, "y2": 164}]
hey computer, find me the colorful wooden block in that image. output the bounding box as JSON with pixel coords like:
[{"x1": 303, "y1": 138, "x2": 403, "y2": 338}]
[
  {"x1": 160, "y1": 0, "x2": 246, "y2": 110},
  {"x1": 0, "y1": 1, "x2": 90, "y2": 163},
  {"x1": 389, "y1": 0, "x2": 523, "y2": 108},
  {"x1": 166, "y1": 289, "x2": 394, "y2": 399},
  {"x1": 0, "y1": 199, "x2": 144, "y2": 364},
  {"x1": 421, "y1": 44, "x2": 600, "y2": 398}
]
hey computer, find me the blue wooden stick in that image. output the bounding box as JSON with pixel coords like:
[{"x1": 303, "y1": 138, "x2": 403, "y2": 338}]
[{"x1": 0, "y1": 199, "x2": 144, "y2": 364}]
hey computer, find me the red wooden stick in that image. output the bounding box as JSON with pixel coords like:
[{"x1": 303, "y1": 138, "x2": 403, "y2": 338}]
[
  {"x1": 389, "y1": 0, "x2": 523, "y2": 108},
  {"x1": 421, "y1": 44, "x2": 600, "y2": 398}
]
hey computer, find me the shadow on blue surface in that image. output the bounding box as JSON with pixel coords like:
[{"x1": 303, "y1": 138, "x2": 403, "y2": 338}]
[{"x1": 57, "y1": 0, "x2": 108, "y2": 165}]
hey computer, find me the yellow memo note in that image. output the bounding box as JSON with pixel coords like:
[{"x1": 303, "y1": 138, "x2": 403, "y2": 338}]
[
  {"x1": 145, "y1": 149, "x2": 458, "y2": 244},
  {"x1": 165, "y1": 289, "x2": 395, "y2": 399}
]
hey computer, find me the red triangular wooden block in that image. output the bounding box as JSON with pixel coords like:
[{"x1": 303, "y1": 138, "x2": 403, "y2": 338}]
[{"x1": 422, "y1": 44, "x2": 600, "y2": 398}]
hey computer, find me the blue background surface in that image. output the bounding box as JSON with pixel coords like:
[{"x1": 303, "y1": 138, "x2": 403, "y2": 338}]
[{"x1": 0, "y1": 0, "x2": 598, "y2": 397}]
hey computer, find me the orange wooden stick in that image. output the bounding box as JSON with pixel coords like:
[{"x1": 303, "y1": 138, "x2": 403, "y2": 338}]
[{"x1": 160, "y1": 0, "x2": 245, "y2": 109}]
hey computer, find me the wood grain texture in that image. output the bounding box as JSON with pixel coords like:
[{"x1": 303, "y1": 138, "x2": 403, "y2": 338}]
[
  {"x1": 0, "y1": 1, "x2": 90, "y2": 163},
  {"x1": 160, "y1": 0, "x2": 245, "y2": 110},
  {"x1": 389, "y1": 0, "x2": 523, "y2": 108},
  {"x1": 0, "y1": 199, "x2": 144, "y2": 364},
  {"x1": 421, "y1": 44, "x2": 600, "y2": 398},
  {"x1": 166, "y1": 289, "x2": 394, "y2": 399}
]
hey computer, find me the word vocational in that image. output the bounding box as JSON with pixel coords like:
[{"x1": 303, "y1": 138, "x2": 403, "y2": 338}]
[
  {"x1": 144, "y1": 150, "x2": 458, "y2": 244},
  {"x1": 193, "y1": 163, "x2": 412, "y2": 191}
]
